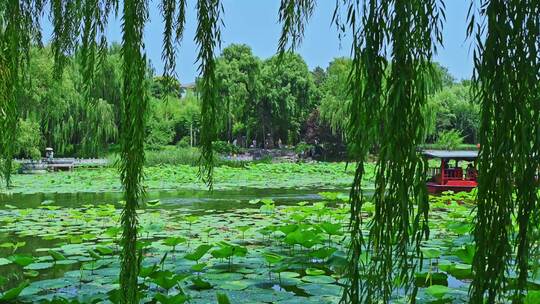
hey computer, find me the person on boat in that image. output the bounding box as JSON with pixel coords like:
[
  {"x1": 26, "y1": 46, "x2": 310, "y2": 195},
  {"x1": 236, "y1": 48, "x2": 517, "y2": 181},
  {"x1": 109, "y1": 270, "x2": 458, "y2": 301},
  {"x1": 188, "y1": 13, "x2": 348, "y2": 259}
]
[
  {"x1": 466, "y1": 163, "x2": 477, "y2": 180},
  {"x1": 454, "y1": 161, "x2": 463, "y2": 178}
]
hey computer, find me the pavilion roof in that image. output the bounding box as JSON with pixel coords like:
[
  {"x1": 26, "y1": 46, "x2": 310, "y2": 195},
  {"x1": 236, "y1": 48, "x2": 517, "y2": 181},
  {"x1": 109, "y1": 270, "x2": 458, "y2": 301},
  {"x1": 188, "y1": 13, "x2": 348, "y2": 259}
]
[{"x1": 422, "y1": 150, "x2": 478, "y2": 160}]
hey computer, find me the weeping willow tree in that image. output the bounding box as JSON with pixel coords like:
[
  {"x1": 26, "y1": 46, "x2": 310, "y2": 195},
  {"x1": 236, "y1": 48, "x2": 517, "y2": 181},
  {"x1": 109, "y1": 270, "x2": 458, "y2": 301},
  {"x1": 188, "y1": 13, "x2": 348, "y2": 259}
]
[
  {"x1": 0, "y1": 0, "x2": 215, "y2": 302},
  {"x1": 0, "y1": 0, "x2": 41, "y2": 187},
  {"x1": 332, "y1": 1, "x2": 386, "y2": 302},
  {"x1": 196, "y1": 0, "x2": 223, "y2": 188},
  {"x1": 0, "y1": 7, "x2": 7, "y2": 182},
  {"x1": 117, "y1": 0, "x2": 150, "y2": 301},
  {"x1": 278, "y1": 1, "x2": 443, "y2": 302},
  {"x1": 468, "y1": 1, "x2": 540, "y2": 303},
  {"x1": 325, "y1": 1, "x2": 443, "y2": 302}
]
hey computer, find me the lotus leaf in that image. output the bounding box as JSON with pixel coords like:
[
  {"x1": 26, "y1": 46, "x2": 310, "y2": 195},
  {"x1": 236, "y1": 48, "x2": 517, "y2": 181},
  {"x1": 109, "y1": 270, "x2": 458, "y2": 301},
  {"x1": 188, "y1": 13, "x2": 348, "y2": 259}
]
[
  {"x1": 301, "y1": 275, "x2": 335, "y2": 284},
  {"x1": 185, "y1": 245, "x2": 212, "y2": 262},
  {"x1": 0, "y1": 280, "x2": 29, "y2": 301},
  {"x1": 49, "y1": 250, "x2": 67, "y2": 261},
  {"x1": 217, "y1": 280, "x2": 249, "y2": 291},
  {"x1": 191, "y1": 277, "x2": 213, "y2": 290},
  {"x1": 154, "y1": 292, "x2": 188, "y2": 304},
  {"x1": 216, "y1": 293, "x2": 232, "y2": 304},
  {"x1": 320, "y1": 222, "x2": 342, "y2": 236},
  {"x1": 425, "y1": 284, "x2": 450, "y2": 299},
  {"x1": 305, "y1": 268, "x2": 326, "y2": 276}
]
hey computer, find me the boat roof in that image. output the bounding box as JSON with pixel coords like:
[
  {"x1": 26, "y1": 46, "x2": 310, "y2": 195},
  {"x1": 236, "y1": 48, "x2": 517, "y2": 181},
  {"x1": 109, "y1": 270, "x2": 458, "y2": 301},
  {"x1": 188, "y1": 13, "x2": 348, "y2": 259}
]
[{"x1": 422, "y1": 150, "x2": 478, "y2": 160}]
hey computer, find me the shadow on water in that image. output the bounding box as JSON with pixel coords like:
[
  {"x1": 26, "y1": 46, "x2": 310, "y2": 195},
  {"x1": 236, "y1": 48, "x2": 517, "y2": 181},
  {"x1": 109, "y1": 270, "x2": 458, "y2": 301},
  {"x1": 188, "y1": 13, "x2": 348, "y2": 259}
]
[{"x1": 0, "y1": 187, "x2": 356, "y2": 211}]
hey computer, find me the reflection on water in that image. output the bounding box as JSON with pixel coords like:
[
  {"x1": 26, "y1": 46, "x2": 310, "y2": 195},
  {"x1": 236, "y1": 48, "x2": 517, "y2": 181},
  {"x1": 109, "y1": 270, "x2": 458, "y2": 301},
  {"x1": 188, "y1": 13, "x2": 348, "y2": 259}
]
[{"x1": 0, "y1": 187, "x2": 349, "y2": 211}]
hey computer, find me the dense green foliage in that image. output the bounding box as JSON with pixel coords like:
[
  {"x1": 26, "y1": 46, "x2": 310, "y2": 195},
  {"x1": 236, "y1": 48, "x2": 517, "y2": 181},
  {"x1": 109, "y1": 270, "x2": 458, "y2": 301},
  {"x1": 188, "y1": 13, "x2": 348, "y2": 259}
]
[
  {"x1": 4, "y1": 46, "x2": 119, "y2": 158},
  {"x1": 468, "y1": 1, "x2": 540, "y2": 302},
  {"x1": 2, "y1": 43, "x2": 477, "y2": 161},
  {"x1": 146, "y1": 93, "x2": 201, "y2": 150},
  {"x1": 426, "y1": 82, "x2": 479, "y2": 145},
  {"x1": 215, "y1": 44, "x2": 317, "y2": 146},
  {"x1": 319, "y1": 57, "x2": 351, "y2": 137},
  {"x1": 319, "y1": 60, "x2": 478, "y2": 149}
]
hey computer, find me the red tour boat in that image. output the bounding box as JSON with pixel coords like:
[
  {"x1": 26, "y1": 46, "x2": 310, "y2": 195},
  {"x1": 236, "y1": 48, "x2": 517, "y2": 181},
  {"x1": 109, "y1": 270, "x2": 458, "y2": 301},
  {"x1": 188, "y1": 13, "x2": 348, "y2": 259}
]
[{"x1": 423, "y1": 150, "x2": 478, "y2": 194}]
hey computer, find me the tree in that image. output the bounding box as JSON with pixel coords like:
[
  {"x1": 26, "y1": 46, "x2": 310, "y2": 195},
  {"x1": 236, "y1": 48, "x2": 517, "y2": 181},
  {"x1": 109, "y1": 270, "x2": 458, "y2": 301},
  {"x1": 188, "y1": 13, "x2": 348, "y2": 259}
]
[
  {"x1": 145, "y1": 92, "x2": 201, "y2": 148},
  {"x1": 15, "y1": 118, "x2": 42, "y2": 160},
  {"x1": 215, "y1": 44, "x2": 260, "y2": 141},
  {"x1": 311, "y1": 66, "x2": 327, "y2": 86},
  {"x1": 87, "y1": 43, "x2": 123, "y2": 127},
  {"x1": 258, "y1": 52, "x2": 316, "y2": 145},
  {"x1": 175, "y1": 92, "x2": 201, "y2": 146},
  {"x1": 426, "y1": 83, "x2": 479, "y2": 144},
  {"x1": 214, "y1": 45, "x2": 317, "y2": 147},
  {"x1": 14, "y1": 47, "x2": 117, "y2": 157},
  {"x1": 319, "y1": 57, "x2": 353, "y2": 137},
  {"x1": 150, "y1": 76, "x2": 183, "y2": 99}
]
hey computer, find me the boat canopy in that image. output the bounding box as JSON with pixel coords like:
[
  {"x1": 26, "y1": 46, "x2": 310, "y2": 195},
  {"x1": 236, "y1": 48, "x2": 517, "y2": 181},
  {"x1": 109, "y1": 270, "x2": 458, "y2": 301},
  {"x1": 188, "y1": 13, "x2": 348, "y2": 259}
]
[{"x1": 422, "y1": 150, "x2": 478, "y2": 161}]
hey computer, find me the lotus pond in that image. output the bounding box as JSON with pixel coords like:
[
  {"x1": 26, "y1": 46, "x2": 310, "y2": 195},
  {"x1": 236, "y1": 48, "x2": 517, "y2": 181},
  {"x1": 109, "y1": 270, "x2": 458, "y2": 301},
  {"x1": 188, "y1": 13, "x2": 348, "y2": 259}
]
[
  {"x1": 1, "y1": 164, "x2": 539, "y2": 303},
  {"x1": 1, "y1": 162, "x2": 368, "y2": 194}
]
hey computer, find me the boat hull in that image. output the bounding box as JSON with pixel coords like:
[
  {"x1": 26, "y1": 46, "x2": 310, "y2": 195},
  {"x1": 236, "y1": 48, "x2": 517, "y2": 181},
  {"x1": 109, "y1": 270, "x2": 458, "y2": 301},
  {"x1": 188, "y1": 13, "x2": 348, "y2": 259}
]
[{"x1": 427, "y1": 181, "x2": 477, "y2": 194}]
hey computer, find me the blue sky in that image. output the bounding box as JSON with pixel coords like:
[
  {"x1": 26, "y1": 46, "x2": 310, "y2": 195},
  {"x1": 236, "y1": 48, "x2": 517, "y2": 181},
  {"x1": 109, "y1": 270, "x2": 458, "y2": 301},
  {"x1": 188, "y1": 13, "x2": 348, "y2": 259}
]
[{"x1": 44, "y1": 1, "x2": 474, "y2": 84}]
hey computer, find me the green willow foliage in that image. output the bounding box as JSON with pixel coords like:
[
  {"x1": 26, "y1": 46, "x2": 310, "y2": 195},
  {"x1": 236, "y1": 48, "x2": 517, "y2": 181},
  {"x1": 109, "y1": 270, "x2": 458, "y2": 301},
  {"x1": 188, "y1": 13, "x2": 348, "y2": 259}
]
[
  {"x1": 280, "y1": 1, "x2": 442, "y2": 302},
  {"x1": 318, "y1": 57, "x2": 353, "y2": 137},
  {"x1": 0, "y1": 0, "x2": 42, "y2": 187},
  {"x1": 468, "y1": 1, "x2": 540, "y2": 303},
  {"x1": 80, "y1": 98, "x2": 117, "y2": 157},
  {"x1": 159, "y1": 0, "x2": 186, "y2": 80},
  {"x1": 278, "y1": 0, "x2": 315, "y2": 53},
  {"x1": 196, "y1": 0, "x2": 222, "y2": 188},
  {"x1": 118, "y1": 0, "x2": 148, "y2": 302},
  {"x1": 332, "y1": 0, "x2": 386, "y2": 302},
  {"x1": 0, "y1": 22, "x2": 7, "y2": 182},
  {"x1": 370, "y1": 0, "x2": 442, "y2": 300},
  {"x1": 50, "y1": 0, "x2": 80, "y2": 79},
  {"x1": 328, "y1": 1, "x2": 443, "y2": 302},
  {"x1": 80, "y1": 0, "x2": 117, "y2": 93}
]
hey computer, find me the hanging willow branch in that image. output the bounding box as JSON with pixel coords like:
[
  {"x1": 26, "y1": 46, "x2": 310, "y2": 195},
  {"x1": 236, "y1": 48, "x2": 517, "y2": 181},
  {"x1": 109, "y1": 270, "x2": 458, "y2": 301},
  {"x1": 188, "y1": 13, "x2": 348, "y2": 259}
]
[
  {"x1": 332, "y1": 0, "x2": 444, "y2": 302},
  {"x1": 0, "y1": 18, "x2": 8, "y2": 184},
  {"x1": 50, "y1": 0, "x2": 82, "y2": 79},
  {"x1": 160, "y1": 0, "x2": 186, "y2": 80},
  {"x1": 333, "y1": 0, "x2": 386, "y2": 302},
  {"x1": 80, "y1": 0, "x2": 117, "y2": 93},
  {"x1": 277, "y1": 0, "x2": 315, "y2": 53},
  {"x1": 468, "y1": 1, "x2": 540, "y2": 302},
  {"x1": 196, "y1": 0, "x2": 223, "y2": 189},
  {"x1": 508, "y1": 2, "x2": 540, "y2": 301},
  {"x1": 364, "y1": 1, "x2": 443, "y2": 302},
  {"x1": 282, "y1": 1, "x2": 443, "y2": 302},
  {"x1": 0, "y1": 0, "x2": 43, "y2": 188},
  {"x1": 118, "y1": 0, "x2": 148, "y2": 302}
]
